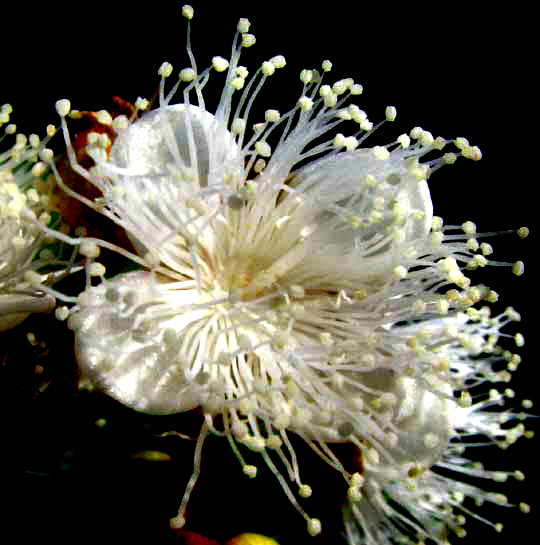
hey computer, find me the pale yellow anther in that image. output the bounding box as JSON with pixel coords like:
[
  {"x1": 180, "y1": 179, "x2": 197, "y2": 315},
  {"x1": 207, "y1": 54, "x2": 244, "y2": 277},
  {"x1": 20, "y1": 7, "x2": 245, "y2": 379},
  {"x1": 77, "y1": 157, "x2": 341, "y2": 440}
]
[
  {"x1": 212, "y1": 56, "x2": 229, "y2": 72},
  {"x1": 439, "y1": 256, "x2": 459, "y2": 272},
  {"x1": 79, "y1": 240, "x2": 100, "y2": 258},
  {"x1": 300, "y1": 69, "x2": 314, "y2": 84},
  {"x1": 270, "y1": 55, "x2": 286, "y2": 68},
  {"x1": 334, "y1": 133, "x2": 346, "y2": 148},
  {"x1": 433, "y1": 136, "x2": 447, "y2": 150},
  {"x1": 265, "y1": 109, "x2": 281, "y2": 123},
  {"x1": 299, "y1": 484, "x2": 312, "y2": 498},
  {"x1": 359, "y1": 118, "x2": 373, "y2": 131},
  {"x1": 237, "y1": 18, "x2": 250, "y2": 33},
  {"x1": 261, "y1": 61, "x2": 275, "y2": 76},
  {"x1": 55, "y1": 306, "x2": 70, "y2": 321},
  {"x1": 443, "y1": 152, "x2": 457, "y2": 164},
  {"x1": 462, "y1": 145, "x2": 482, "y2": 160},
  {"x1": 181, "y1": 5, "x2": 194, "y2": 19},
  {"x1": 88, "y1": 262, "x2": 106, "y2": 277},
  {"x1": 234, "y1": 78, "x2": 246, "y2": 89},
  {"x1": 512, "y1": 261, "x2": 524, "y2": 276},
  {"x1": 55, "y1": 99, "x2": 71, "y2": 117},
  {"x1": 14, "y1": 133, "x2": 27, "y2": 149},
  {"x1": 350, "y1": 472, "x2": 364, "y2": 488},
  {"x1": 504, "y1": 307, "x2": 521, "y2": 321},
  {"x1": 480, "y1": 242, "x2": 493, "y2": 256},
  {"x1": 347, "y1": 486, "x2": 362, "y2": 501},
  {"x1": 385, "y1": 106, "x2": 397, "y2": 121},
  {"x1": 307, "y1": 519, "x2": 322, "y2": 537},
  {"x1": 236, "y1": 66, "x2": 249, "y2": 78},
  {"x1": 397, "y1": 134, "x2": 410, "y2": 148},
  {"x1": 517, "y1": 227, "x2": 529, "y2": 239},
  {"x1": 253, "y1": 159, "x2": 266, "y2": 173},
  {"x1": 134, "y1": 97, "x2": 150, "y2": 111},
  {"x1": 31, "y1": 162, "x2": 48, "y2": 177},
  {"x1": 158, "y1": 62, "x2": 173, "y2": 78},
  {"x1": 372, "y1": 146, "x2": 390, "y2": 160},
  {"x1": 28, "y1": 134, "x2": 40, "y2": 147},
  {"x1": 319, "y1": 84, "x2": 332, "y2": 97},
  {"x1": 454, "y1": 137, "x2": 469, "y2": 150},
  {"x1": 242, "y1": 34, "x2": 256, "y2": 48},
  {"x1": 462, "y1": 221, "x2": 477, "y2": 235},
  {"x1": 179, "y1": 68, "x2": 196, "y2": 82},
  {"x1": 332, "y1": 79, "x2": 352, "y2": 95},
  {"x1": 418, "y1": 130, "x2": 434, "y2": 146},
  {"x1": 245, "y1": 435, "x2": 266, "y2": 452},
  {"x1": 298, "y1": 96, "x2": 313, "y2": 112},
  {"x1": 323, "y1": 93, "x2": 337, "y2": 108},
  {"x1": 343, "y1": 136, "x2": 358, "y2": 150},
  {"x1": 410, "y1": 126, "x2": 423, "y2": 139},
  {"x1": 243, "y1": 464, "x2": 257, "y2": 478},
  {"x1": 255, "y1": 141, "x2": 272, "y2": 158},
  {"x1": 347, "y1": 105, "x2": 365, "y2": 123}
]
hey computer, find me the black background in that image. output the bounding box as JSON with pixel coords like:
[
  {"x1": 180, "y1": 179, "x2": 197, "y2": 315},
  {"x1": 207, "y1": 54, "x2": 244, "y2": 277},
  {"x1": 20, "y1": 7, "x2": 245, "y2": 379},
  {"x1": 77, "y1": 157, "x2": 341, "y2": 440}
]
[{"x1": 1, "y1": 2, "x2": 536, "y2": 544}]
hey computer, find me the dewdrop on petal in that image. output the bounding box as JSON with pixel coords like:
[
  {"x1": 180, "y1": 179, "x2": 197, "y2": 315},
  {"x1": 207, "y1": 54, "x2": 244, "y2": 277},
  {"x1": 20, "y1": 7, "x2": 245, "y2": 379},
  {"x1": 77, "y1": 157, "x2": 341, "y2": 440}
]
[{"x1": 44, "y1": 5, "x2": 532, "y2": 541}]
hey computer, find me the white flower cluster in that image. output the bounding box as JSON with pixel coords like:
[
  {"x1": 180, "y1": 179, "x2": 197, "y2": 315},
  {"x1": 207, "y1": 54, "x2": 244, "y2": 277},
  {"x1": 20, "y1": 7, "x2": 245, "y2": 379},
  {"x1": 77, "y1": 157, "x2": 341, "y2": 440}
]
[
  {"x1": 0, "y1": 106, "x2": 59, "y2": 331},
  {"x1": 22, "y1": 5, "x2": 531, "y2": 544}
]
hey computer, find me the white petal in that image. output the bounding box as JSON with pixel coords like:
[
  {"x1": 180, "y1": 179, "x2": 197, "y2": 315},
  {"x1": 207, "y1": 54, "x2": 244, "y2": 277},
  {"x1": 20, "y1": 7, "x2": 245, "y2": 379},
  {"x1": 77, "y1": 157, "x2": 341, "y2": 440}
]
[
  {"x1": 109, "y1": 104, "x2": 242, "y2": 188},
  {"x1": 274, "y1": 149, "x2": 433, "y2": 284},
  {"x1": 70, "y1": 272, "x2": 217, "y2": 414},
  {"x1": 390, "y1": 375, "x2": 454, "y2": 467},
  {"x1": 97, "y1": 105, "x2": 244, "y2": 272}
]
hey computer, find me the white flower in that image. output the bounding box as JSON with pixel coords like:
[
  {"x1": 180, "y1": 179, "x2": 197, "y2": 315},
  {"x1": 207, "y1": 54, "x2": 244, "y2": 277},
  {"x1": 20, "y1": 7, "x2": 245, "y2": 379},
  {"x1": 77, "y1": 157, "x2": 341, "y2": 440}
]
[
  {"x1": 45, "y1": 5, "x2": 530, "y2": 541},
  {"x1": 0, "y1": 106, "x2": 58, "y2": 331},
  {"x1": 342, "y1": 309, "x2": 532, "y2": 544}
]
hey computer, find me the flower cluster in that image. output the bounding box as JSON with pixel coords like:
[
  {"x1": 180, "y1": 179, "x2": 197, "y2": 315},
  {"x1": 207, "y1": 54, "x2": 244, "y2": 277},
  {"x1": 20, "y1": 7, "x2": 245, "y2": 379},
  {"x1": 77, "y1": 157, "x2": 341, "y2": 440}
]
[
  {"x1": 7, "y1": 5, "x2": 533, "y2": 544},
  {"x1": 0, "y1": 105, "x2": 62, "y2": 331}
]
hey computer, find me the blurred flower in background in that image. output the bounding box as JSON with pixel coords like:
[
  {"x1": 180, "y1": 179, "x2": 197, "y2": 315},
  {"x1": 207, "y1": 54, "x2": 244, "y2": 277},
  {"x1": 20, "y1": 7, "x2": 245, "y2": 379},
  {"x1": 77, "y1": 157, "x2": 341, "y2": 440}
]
[{"x1": 0, "y1": 107, "x2": 60, "y2": 330}]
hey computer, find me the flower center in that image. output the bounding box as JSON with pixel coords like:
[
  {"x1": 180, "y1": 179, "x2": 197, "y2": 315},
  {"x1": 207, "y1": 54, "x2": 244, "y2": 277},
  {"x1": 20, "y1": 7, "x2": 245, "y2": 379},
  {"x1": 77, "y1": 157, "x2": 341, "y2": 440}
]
[{"x1": 216, "y1": 253, "x2": 276, "y2": 302}]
